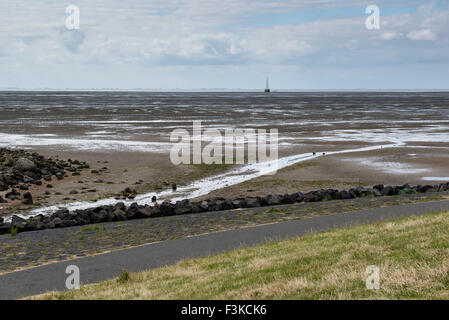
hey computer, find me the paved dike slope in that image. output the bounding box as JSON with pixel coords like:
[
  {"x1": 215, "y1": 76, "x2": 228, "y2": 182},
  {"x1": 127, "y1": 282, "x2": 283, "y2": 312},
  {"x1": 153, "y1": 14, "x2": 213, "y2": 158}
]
[{"x1": 1, "y1": 199, "x2": 449, "y2": 299}]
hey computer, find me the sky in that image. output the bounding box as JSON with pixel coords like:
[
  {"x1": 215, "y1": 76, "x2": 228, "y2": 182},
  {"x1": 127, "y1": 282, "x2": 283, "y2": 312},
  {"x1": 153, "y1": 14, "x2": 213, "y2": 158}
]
[{"x1": 0, "y1": 0, "x2": 448, "y2": 90}]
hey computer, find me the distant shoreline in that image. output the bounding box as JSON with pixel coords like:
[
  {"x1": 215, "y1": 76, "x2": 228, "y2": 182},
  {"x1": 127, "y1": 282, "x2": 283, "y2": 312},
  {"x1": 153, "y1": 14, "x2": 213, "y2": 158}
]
[{"x1": 1, "y1": 89, "x2": 449, "y2": 93}]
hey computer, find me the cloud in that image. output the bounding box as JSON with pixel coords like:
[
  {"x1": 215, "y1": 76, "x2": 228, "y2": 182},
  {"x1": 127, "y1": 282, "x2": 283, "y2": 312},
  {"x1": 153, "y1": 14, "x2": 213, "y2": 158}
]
[
  {"x1": 380, "y1": 31, "x2": 402, "y2": 40},
  {"x1": 407, "y1": 29, "x2": 437, "y2": 41},
  {"x1": 59, "y1": 28, "x2": 86, "y2": 53},
  {"x1": 0, "y1": 0, "x2": 448, "y2": 89}
]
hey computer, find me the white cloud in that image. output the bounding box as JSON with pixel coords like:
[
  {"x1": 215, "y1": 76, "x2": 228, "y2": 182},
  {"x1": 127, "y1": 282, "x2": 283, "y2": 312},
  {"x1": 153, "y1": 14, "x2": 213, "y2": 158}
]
[
  {"x1": 407, "y1": 29, "x2": 438, "y2": 41},
  {"x1": 0, "y1": 0, "x2": 448, "y2": 89},
  {"x1": 380, "y1": 31, "x2": 402, "y2": 40}
]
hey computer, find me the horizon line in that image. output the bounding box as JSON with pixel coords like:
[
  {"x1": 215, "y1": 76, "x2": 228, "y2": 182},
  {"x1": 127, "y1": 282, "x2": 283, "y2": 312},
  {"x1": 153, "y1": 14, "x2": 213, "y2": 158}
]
[{"x1": 1, "y1": 88, "x2": 449, "y2": 92}]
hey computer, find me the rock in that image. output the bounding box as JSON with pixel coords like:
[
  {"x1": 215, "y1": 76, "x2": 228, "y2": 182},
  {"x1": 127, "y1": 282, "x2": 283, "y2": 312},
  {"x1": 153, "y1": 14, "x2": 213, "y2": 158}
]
[
  {"x1": 69, "y1": 190, "x2": 79, "y2": 195},
  {"x1": 381, "y1": 186, "x2": 394, "y2": 196},
  {"x1": 19, "y1": 184, "x2": 29, "y2": 190},
  {"x1": 5, "y1": 189, "x2": 20, "y2": 200},
  {"x1": 133, "y1": 207, "x2": 151, "y2": 219},
  {"x1": 112, "y1": 209, "x2": 127, "y2": 221},
  {"x1": 265, "y1": 194, "x2": 282, "y2": 206},
  {"x1": 339, "y1": 190, "x2": 353, "y2": 200},
  {"x1": 0, "y1": 196, "x2": 7, "y2": 203},
  {"x1": 5, "y1": 177, "x2": 449, "y2": 235},
  {"x1": 373, "y1": 184, "x2": 384, "y2": 191},
  {"x1": 22, "y1": 192, "x2": 33, "y2": 205},
  {"x1": 14, "y1": 157, "x2": 36, "y2": 172},
  {"x1": 289, "y1": 192, "x2": 304, "y2": 203},
  {"x1": 246, "y1": 197, "x2": 261, "y2": 207},
  {"x1": 0, "y1": 223, "x2": 11, "y2": 234},
  {"x1": 159, "y1": 200, "x2": 175, "y2": 216},
  {"x1": 46, "y1": 184, "x2": 53, "y2": 188},
  {"x1": 0, "y1": 181, "x2": 8, "y2": 191},
  {"x1": 55, "y1": 172, "x2": 64, "y2": 180},
  {"x1": 304, "y1": 192, "x2": 321, "y2": 202},
  {"x1": 229, "y1": 198, "x2": 245, "y2": 208},
  {"x1": 122, "y1": 187, "x2": 136, "y2": 196},
  {"x1": 114, "y1": 202, "x2": 126, "y2": 211},
  {"x1": 11, "y1": 215, "x2": 26, "y2": 230},
  {"x1": 200, "y1": 200, "x2": 210, "y2": 211},
  {"x1": 417, "y1": 185, "x2": 435, "y2": 193},
  {"x1": 90, "y1": 210, "x2": 106, "y2": 224},
  {"x1": 27, "y1": 220, "x2": 44, "y2": 231},
  {"x1": 22, "y1": 175, "x2": 34, "y2": 183},
  {"x1": 174, "y1": 206, "x2": 192, "y2": 215},
  {"x1": 172, "y1": 183, "x2": 177, "y2": 191}
]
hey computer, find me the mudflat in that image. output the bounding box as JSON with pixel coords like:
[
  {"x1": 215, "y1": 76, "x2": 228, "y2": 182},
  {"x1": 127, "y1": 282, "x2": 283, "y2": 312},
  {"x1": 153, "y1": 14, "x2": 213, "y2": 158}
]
[{"x1": 1, "y1": 91, "x2": 449, "y2": 216}]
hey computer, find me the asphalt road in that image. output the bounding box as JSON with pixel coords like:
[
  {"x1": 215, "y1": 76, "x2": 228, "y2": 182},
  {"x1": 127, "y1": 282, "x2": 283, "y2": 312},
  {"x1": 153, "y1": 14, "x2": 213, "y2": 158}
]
[{"x1": 2, "y1": 199, "x2": 449, "y2": 300}]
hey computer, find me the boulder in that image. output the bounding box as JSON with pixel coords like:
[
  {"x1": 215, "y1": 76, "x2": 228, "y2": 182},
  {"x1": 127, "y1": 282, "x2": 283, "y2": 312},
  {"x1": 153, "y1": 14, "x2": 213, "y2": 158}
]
[
  {"x1": 200, "y1": 200, "x2": 210, "y2": 211},
  {"x1": 5, "y1": 189, "x2": 20, "y2": 201},
  {"x1": 339, "y1": 190, "x2": 353, "y2": 200},
  {"x1": 265, "y1": 194, "x2": 282, "y2": 206},
  {"x1": 11, "y1": 215, "x2": 26, "y2": 230},
  {"x1": 417, "y1": 185, "x2": 434, "y2": 193},
  {"x1": 174, "y1": 206, "x2": 192, "y2": 215},
  {"x1": 0, "y1": 181, "x2": 8, "y2": 191},
  {"x1": 219, "y1": 199, "x2": 234, "y2": 211},
  {"x1": 22, "y1": 192, "x2": 33, "y2": 205},
  {"x1": 134, "y1": 208, "x2": 152, "y2": 219},
  {"x1": 246, "y1": 197, "x2": 261, "y2": 207},
  {"x1": 27, "y1": 220, "x2": 44, "y2": 231},
  {"x1": 159, "y1": 200, "x2": 175, "y2": 216},
  {"x1": 22, "y1": 175, "x2": 34, "y2": 183},
  {"x1": 381, "y1": 186, "x2": 394, "y2": 196},
  {"x1": 304, "y1": 192, "x2": 321, "y2": 202},
  {"x1": 14, "y1": 158, "x2": 36, "y2": 172},
  {"x1": 0, "y1": 223, "x2": 11, "y2": 234},
  {"x1": 19, "y1": 184, "x2": 29, "y2": 190},
  {"x1": 112, "y1": 209, "x2": 127, "y2": 221},
  {"x1": 55, "y1": 172, "x2": 64, "y2": 180},
  {"x1": 231, "y1": 198, "x2": 246, "y2": 208},
  {"x1": 289, "y1": 192, "x2": 304, "y2": 203},
  {"x1": 373, "y1": 184, "x2": 384, "y2": 191}
]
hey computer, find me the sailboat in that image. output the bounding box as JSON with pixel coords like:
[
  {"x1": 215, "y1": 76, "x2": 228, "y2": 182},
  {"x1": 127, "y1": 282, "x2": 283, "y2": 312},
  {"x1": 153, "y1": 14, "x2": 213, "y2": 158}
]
[{"x1": 264, "y1": 77, "x2": 270, "y2": 93}]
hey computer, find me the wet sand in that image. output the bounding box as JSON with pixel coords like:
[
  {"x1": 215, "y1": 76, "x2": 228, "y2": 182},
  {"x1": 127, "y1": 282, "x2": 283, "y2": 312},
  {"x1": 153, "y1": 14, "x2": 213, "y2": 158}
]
[{"x1": 1, "y1": 91, "x2": 449, "y2": 216}]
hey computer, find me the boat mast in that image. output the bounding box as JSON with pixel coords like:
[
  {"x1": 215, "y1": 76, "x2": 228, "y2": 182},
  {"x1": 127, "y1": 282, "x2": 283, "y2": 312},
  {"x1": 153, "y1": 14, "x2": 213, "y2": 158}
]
[{"x1": 265, "y1": 77, "x2": 270, "y2": 93}]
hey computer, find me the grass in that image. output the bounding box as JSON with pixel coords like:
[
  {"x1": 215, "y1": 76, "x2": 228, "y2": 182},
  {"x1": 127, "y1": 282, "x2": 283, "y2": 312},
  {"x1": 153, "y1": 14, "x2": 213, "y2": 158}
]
[
  {"x1": 10, "y1": 227, "x2": 18, "y2": 237},
  {"x1": 31, "y1": 211, "x2": 449, "y2": 300},
  {"x1": 118, "y1": 269, "x2": 131, "y2": 284},
  {"x1": 76, "y1": 225, "x2": 106, "y2": 234}
]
